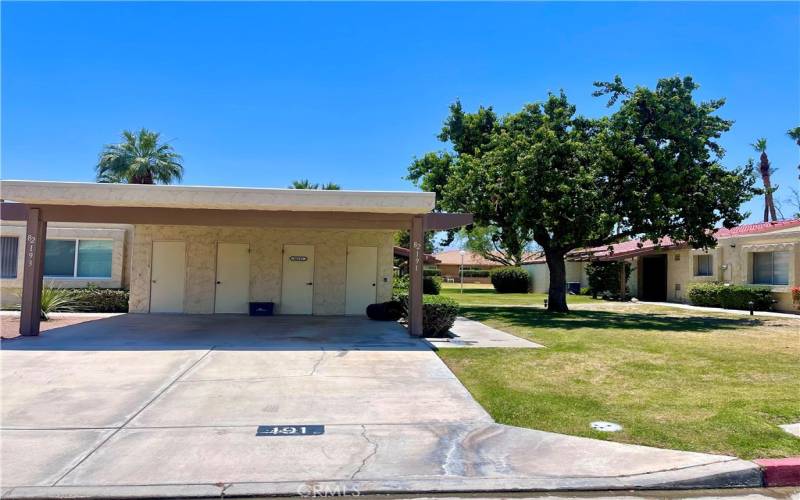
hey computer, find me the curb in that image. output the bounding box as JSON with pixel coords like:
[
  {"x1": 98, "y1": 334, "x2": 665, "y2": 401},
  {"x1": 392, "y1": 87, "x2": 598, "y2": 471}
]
[{"x1": 755, "y1": 457, "x2": 800, "y2": 487}]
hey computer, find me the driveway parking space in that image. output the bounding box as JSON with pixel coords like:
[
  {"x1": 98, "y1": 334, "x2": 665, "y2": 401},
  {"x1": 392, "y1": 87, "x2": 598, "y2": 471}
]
[{"x1": 0, "y1": 314, "x2": 761, "y2": 497}]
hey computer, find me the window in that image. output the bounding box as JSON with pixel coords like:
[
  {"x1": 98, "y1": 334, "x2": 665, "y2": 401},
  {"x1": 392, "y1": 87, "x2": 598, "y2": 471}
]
[
  {"x1": 44, "y1": 239, "x2": 113, "y2": 279},
  {"x1": 752, "y1": 251, "x2": 790, "y2": 285},
  {"x1": 1, "y1": 236, "x2": 19, "y2": 279},
  {"x1": 694, "y1": 254, "x2": 713, "y2": 277}
]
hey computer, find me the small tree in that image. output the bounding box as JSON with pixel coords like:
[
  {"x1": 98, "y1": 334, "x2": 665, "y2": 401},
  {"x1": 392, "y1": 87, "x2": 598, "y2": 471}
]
[{"x1": 586, "y1": 261, "x2": 632, "y2": 299}]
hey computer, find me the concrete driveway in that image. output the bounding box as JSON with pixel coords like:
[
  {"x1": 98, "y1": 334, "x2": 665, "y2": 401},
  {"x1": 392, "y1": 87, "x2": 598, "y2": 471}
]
[{"x1": 1, "y1": 314, "x2": 760, "y2": 498}]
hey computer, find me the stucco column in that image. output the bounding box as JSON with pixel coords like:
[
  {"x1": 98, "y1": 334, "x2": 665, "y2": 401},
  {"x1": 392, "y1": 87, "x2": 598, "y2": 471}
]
[
  {"x1": 408, "y1": 215, "x2": 424, "y2": 337},
  {"x1": 19, "y1": 208, "x2": 46, "y2": 336}
]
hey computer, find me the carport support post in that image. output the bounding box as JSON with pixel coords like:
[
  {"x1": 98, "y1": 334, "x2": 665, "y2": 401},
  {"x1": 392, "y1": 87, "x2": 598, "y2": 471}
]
[
  {"x1": 408, "y1": 215, "x2": 424, "y2": 337},
  {"x1": 19, "y1": 208, "x2": 47, "y2": 336}
]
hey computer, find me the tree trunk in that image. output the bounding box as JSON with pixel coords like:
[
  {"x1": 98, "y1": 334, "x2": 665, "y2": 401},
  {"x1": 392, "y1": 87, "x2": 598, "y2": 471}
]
[
  {"x1": 544, "y1": 249, "x2": 569, "y2": 313},
  {"x1": 760, "y1": 152, "x2": 777, "y2": 222}
]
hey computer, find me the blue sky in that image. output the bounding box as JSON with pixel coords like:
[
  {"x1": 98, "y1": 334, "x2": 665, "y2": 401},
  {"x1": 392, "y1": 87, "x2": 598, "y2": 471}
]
[{"x1": 2, "y1": 2, "x2": 798, "y2": 223}]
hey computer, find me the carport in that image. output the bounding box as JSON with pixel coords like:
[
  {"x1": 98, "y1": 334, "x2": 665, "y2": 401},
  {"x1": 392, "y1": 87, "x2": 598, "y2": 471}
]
[{"x1": 0, "y1": 180, "x2": 471, "y2": 337}]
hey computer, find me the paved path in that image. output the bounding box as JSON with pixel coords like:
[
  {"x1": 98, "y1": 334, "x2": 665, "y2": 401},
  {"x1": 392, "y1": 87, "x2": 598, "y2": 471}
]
[
  {"x1": 0, "y1": 314, "x2": 760, "y2": 498},
  {"x1": 427, "y1": 317, "x2": 544, "y2": 348}
]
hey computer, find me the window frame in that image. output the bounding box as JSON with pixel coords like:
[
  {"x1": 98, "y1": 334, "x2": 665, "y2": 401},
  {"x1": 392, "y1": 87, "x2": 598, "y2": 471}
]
[
  {"x1": 751, "y1": 251, "x2": 790, "y2": 286},
  {"x1": 43, "y1": 238, "x2": 114, "y2": 280},
  {"x1": 694, "y1": 254, "x2": 713, "y2": 277},
  {"x1": 1, "y1": 236, "x2": 20, "y2": 279}
]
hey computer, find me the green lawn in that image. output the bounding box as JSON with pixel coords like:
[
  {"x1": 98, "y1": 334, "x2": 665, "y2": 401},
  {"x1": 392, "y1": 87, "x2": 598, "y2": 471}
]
[
  {"x1": 440, "y1": 285, "x2": 595, "y2": 306},
  {"x1": 438, "y1": 303, "x2": 800, "y2": 459}
]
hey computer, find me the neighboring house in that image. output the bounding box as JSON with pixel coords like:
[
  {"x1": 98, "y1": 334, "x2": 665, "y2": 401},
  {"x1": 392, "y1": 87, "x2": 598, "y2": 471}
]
[
  {"x1": 0, "y1": 222, "x2": 133, "y2": 307},
  {"x1": 433, "y1": 250, "x2": 540, "y2": 284},
  {"x1": 0, "y1": 180, "x2": 470, "y2": 336},
  {"x1": 524, "y1": 219, "x2": 800, "y2": 313}
]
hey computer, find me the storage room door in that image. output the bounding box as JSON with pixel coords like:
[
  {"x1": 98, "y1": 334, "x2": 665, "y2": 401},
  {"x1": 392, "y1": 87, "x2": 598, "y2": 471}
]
[
  {"x1": 150, "y1": 241, "x2": 186, "y2": 313},
  {"x1": 280, "y1": 244, "x2": 315, "y2": 314},
  {"x1": 214, "y1": 243, "x2": 250, "y2": 314},
  {"x1": 345, "y1": 246, "x2": 378, "y2": 315}
]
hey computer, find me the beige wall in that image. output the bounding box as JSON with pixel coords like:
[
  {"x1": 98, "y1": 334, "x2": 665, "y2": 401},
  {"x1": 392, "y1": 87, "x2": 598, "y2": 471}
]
[
  {"x1": 129, "y1": 225, "x2": 395, "y2": 315},
  {"x1": 0, "y1": 222, "x2": 132, "y2": 307},
  {"x1": 636, "y1": 228, "x2": 800, "y2": 313},
  {"x1": 523, "y1": 261, "x2": 592, "y2": 294}
]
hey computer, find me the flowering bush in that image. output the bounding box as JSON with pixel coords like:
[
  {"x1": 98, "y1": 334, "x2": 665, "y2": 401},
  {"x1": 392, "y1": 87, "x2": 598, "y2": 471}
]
[{"x1": 792, "y1": 286, "x2": 800, "y2": 307}]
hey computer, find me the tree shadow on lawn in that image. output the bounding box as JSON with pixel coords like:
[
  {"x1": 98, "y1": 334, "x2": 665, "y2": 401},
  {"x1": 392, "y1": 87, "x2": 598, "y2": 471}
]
[{"x1": 460, "y1": 306, "x2": 759, "y2": 333}]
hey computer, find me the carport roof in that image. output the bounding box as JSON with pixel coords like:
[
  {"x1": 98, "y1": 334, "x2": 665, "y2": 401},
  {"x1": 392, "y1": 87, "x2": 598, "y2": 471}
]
[{"x1": 0, "y1": 180, "x2": 436, "y2": 214}]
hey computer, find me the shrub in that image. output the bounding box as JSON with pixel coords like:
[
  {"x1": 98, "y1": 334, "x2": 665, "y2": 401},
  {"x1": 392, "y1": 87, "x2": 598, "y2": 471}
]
[
  {"x1": 688, "y1": 283, "x2": 774, "y2": 311},
  {"x1": 423, "y1": 268, "x2": 441, "y2": 277},
  {"x1": 396, "y1": 294, "x2": 459, "y2": 337},
  {"x1": 719, "y1": 285, "x2": 774, "y2": 311},
  {"x1": 423, "y1": 276, "x2": 441, "y2": 295},
  {"x1": 392, "y1": 275, "x2": 440, "y2": 295},
  {"x1": 71, "y1": 287, "x2": 129, "y2": 313},
  {"x1": 366, "y1": 300, "x2": 403, "y2": 321},
  {"x1": 580, "y1": 287, "x2": 591, "y2": 296},
  {"x1": 490, "y1": 267, "x2": 529, "y2": 293},
  {"x1": 687, "y1": 282, "x2": 726, "y2": 308},
  {"x1": 39, "y1": 285, "x2": 76, "y2": 320},
  {"x1": 586, "y1": 261, "x2": 631, "y2": 299}
]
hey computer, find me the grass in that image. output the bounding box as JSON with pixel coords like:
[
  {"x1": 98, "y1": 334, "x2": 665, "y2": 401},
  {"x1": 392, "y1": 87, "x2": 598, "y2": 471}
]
[
  {"x1": 437, "y1": 303, "x2": 800, "y2": 459},
  {"x1": 440, "y1": 284, "x2": 596, "y2": 306}
]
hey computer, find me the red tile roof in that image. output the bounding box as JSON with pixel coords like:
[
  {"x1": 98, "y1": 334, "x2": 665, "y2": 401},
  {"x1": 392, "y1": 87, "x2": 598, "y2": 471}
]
[{"x1": 571, "y1": 219, "x2": 800, "y2": 260}]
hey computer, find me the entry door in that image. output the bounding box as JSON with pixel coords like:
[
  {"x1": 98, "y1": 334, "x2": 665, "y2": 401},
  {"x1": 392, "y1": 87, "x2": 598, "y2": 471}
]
[
  {"x1": 281, "y1": 244, "x2": 315, "y2": 314},
  {"x1": 150, "y1": 241, "x2": 186, "y2": 313},
  {"x1": 641, "y1": 255, "x2": 667, "y2": 302},
  {"x1": 214, "y1": 243, "x2": 250, "y2": 314},
  {"x1": 346, "y1": 246, "x2": 378, "y2": 315}
]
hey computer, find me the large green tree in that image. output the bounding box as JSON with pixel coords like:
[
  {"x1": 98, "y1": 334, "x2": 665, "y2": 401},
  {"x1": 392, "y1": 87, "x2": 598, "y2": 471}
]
[
  {"x1": 96, "y1": 129, "x2": 184, "y2": 184},
  {"x1": 407, "y1": 102, "x2": 535, "y2": 263},
  {"x1": 412, "y1": 76, "x2": 757, "y2": 312}
]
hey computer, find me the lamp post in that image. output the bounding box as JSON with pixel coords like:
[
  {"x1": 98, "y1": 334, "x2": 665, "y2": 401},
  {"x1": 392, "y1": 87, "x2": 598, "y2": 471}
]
[{"x1": 459, "y1": 250, "x2": 466, "y2": 294}]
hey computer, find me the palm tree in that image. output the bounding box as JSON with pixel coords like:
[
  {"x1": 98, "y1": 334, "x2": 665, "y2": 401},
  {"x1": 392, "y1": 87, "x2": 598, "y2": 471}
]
[
  {"x1": 751, "y1": 138, "x2": 778, "y2": 222},
  {"x1": 96, "y1": 129, "x2": 184, "y2": 184},
  {"x1": 289, "y1": 180, "x2": 341, "y2": 190}
]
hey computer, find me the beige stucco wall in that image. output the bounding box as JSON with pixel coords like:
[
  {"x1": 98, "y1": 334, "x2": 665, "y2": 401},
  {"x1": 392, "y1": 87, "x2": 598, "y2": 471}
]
[
  {"x1": 0, "y1": 222, "x2": 132, "y2": 307},
  {"x1": 524, "y1": 261, "x2": 592, "y2": 294},
  {"x1": 638, "y1": 228, "x2": 800, "y2": 313},
  {"x1": 129, "y1": 225, "x2": 395, "y2": 315}
]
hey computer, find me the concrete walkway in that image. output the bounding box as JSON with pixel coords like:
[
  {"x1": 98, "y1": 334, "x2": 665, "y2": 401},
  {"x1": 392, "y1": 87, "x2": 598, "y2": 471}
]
[
  {"x1": 637, "y1": 301, "x2": 800, "y2": 319},
  {"x1": 0, "y1": 315, "x2": 761, "y2": 498},
  {"x1": 428, "y1": 317, "x2": 543, "y2": 348}
]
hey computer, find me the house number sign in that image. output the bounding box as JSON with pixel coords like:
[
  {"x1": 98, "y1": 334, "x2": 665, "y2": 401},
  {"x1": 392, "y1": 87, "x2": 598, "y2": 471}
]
[
  {"x1": 26, "y1": 234, "x2": 37, "y2": 269},
  {"x1": 289, "y1": 256, "x2": 308, "y2": 262},
  {"x1": 256, "y1": 425, "x2": 324, "y2": 436}
]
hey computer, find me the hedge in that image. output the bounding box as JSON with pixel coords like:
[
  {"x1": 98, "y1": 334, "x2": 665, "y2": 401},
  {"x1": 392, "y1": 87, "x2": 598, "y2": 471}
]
[
  {"x1": 461, "y1": 269, "x2": 490, "y2": 278},
  {"x1": 423, "y1": 268, "x2": 441, "y2": 277},
  {"x1": 366, "y1": 300, "x2": 404, "y2": 321},
  {"x1": 70, "y1": 288, "x2": 130, "y2": 313},
  {"x1": 687, "y1": 283, "x2": 774, "y2": 311},
  {"x1": 392, "y1": 275, "x2": 441, "y2": 296},
  {"x1": 396, "y1": 294, "x2": 459, "y2": 337},
  {"x1": 490, "y1": 267, "x2": 529, "y2": 293}
]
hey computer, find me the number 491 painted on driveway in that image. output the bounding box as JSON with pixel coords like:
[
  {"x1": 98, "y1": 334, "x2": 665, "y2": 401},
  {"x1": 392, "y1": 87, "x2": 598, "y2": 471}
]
[{"x1": 256, "y1": 425, "x2": 324, "y2": 436}]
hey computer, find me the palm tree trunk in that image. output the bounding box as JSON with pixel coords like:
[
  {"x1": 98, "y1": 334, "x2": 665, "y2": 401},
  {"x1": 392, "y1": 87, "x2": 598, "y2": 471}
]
[{"x1": 760, "y1": 152, "x2": 777, "y2": 222}]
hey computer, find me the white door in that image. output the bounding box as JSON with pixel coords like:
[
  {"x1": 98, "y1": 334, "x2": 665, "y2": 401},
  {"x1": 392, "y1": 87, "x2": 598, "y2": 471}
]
[
  {"x1": 214, "y1": 243, "x2": 250, "y2": 314},
  {"x1": 150, "y1": 241, "x2": 186, "y2": 313},
  {"x1": 281, "y1": 244, "x2": 314, "y2": 314},
  {"x1": 346, "y1": 246, "x2": 378, "y2": 315}
]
